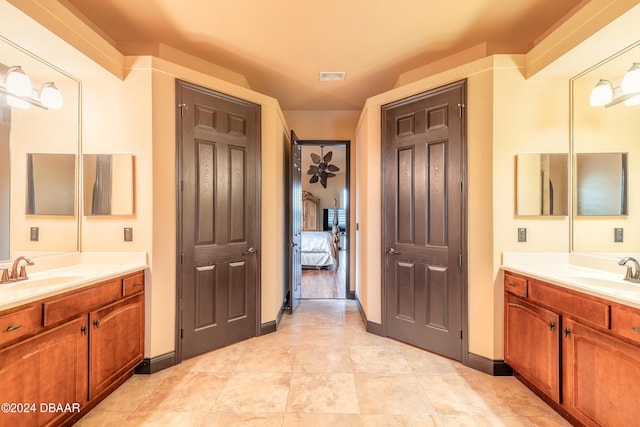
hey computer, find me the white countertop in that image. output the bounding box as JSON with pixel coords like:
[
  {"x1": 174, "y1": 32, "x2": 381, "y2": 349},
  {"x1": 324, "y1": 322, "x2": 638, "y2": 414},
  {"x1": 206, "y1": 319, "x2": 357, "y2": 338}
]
[
  {"x1": 0, "y1": 252, "x2": 147, "y2": 312},
  {"x1": 501, "y1": 252, "x2": 640, "y2": 309}
]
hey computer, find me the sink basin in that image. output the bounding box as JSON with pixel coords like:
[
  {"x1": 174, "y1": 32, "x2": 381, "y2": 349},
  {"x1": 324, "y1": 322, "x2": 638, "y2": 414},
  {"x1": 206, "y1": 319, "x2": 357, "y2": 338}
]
[
  {"x1": 6, "y1": 275, "x2": 86, "y2": 290},
  {"x1": 556, "y1": 271, "x2": 640, "y2": 296}
]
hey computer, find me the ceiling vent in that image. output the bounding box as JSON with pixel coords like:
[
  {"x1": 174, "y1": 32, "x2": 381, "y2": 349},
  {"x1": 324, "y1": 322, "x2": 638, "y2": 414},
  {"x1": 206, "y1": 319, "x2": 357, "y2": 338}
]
[{"x1": 319, "y1": 72, "x2": 346, "y2": 81}]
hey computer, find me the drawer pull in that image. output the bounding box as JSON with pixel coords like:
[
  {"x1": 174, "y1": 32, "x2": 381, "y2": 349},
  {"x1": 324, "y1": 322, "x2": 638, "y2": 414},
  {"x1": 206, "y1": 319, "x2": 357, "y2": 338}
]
[
  {"x1": 133, "y1": 282, "x2": 142, "y2": 287},
  {"x1": 548, "y1": 321, "x2": 555, "y2": 331},
  {"x1": 6, "y1": 324, "x2": 22, "y2": 332},
  {"x1": 508, "y1": 282, "x2": 518, "y2": 287},
  {"x1": 632, "y1": 327, "x2": 640, "y2": 334}
]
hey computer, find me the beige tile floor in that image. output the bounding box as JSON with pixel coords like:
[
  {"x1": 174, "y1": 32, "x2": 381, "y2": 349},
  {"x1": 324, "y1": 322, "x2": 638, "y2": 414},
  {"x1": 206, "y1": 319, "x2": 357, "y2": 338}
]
[{"x1": 77, "y1": 299, "x2": 570, "y2": 426}]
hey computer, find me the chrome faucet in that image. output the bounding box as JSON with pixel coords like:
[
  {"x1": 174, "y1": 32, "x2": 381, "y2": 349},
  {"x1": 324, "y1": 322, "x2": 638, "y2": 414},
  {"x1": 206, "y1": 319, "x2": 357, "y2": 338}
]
[{"x1": 619, "y1": 257, "x2": 640, "y2": 283}]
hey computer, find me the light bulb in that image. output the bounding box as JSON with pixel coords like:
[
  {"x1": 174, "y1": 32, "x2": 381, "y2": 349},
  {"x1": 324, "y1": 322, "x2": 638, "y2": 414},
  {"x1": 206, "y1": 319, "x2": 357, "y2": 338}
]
[
  {"x1": 40, "y1": 82, "x2": 63, "y2": 109},
  {"x1": 622, "y1": 63, "x2": 640, "y2": 94},
  {"x1": 589, "y1": 79, "x2": 613, "y2": 107},
  {"x1": 5, "y1": 66, "x2": 32, "y2": 97}
]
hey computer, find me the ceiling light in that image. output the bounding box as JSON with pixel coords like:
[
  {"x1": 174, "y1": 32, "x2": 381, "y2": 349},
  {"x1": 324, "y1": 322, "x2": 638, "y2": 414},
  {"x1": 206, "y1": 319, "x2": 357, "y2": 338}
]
[
  {"x1": 622, "y1": 63, "x2": 640, "y2": 94},
  {"x1": 589, "y1": 79, "x2": 613, "y2": 106},
  {"x1": 319, "y1": 72, "x2": 346, "y2": 81}
]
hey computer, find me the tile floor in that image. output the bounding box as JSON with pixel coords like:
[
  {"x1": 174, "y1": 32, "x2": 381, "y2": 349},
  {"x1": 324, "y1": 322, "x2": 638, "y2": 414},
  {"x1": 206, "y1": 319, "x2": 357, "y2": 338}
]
[{"x1": 77, "y1": 299, "x2": 570, "y2": 426}]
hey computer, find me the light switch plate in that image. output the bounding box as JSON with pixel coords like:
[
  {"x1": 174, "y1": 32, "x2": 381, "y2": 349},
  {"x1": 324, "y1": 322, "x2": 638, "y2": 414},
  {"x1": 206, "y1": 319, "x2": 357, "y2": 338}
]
[
  {"x1": 30, "y1": 227, "x2": 39, "y2": 241},
  {"x1": 124, "y1": 227, "x2": 133, "y2": 242},
  {"x1": 518, "y1": 228, "x2": 527, "y2": 243},
  {"x1": 614, "y1": 228, "x2": 624, "y2": 242}
]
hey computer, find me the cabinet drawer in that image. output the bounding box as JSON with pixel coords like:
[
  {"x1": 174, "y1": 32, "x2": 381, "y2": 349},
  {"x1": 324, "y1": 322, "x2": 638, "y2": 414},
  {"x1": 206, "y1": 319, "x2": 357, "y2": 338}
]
[
  {"x1": 504, "y1": 272, "x2": 527, "y2": 298},
  {"x1": 611, "y1": 305, "x2": 640, "y2": 345},
  {"x1": 43, "y1": 279, "x2": 122, "y2": 326},
  {"x1": 0, "y1": 305, "x2": 41, "y2": 346},
  {"x1": 122, "y1": 272, "x2": 144, "y2": 296},
  {"x1": 528, "y1": 280, "x2": 610, "y2": 329}
]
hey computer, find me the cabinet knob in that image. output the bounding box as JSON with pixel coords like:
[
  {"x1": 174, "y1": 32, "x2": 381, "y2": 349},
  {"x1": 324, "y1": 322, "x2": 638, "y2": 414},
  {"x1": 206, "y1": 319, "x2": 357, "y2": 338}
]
[
  {"x1": 93, "y1": 319, "x2": 100, "y2": 328},
  {"x1": 548, "y1": 321, "x2": 555, "y2": 331},
  {"x1": 81, "y1": 325, "x2": 88, "y2": 335},
  {"x1": 564, "y1": 328, "x2": 571, "y2": 338}
]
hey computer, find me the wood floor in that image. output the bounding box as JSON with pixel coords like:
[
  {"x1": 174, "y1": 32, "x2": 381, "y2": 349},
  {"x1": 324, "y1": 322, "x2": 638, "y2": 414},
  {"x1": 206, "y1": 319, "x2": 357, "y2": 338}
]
[{"x1": 301, "y1": 250, "x2": 347, "y2": 299}]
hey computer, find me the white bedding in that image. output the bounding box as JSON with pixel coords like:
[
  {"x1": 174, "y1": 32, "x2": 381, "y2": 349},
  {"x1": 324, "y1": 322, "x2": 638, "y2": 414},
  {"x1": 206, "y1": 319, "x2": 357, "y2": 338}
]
[{"x1": 301, "y1": 231, "x2": 334, "y2": 267}]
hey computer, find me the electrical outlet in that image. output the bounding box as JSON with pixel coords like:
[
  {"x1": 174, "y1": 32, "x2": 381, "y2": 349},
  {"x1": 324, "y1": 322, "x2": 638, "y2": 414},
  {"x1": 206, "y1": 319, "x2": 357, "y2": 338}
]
[
  {"x1": 30, "y1": 227, "x2": 39, "y2": 241},
  {"x1": 124, "y1": 227, "x2": 133, "y2": 242},
  {"x1": 518, "y1": 228, "x2": 527, "y2": 243},
  {"x1": 614, "y1": 228, "x2": 624, "y2": 243}
]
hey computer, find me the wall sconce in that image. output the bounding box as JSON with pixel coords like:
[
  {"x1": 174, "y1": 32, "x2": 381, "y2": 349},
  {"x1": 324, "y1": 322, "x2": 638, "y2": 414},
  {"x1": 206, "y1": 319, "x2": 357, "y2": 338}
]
[
  {"x1": 590, "y1": 62, "x2": 640, "y2": 107},
  {"x1": 0, "y1": 64, "x2": 63, "y2": 110}
]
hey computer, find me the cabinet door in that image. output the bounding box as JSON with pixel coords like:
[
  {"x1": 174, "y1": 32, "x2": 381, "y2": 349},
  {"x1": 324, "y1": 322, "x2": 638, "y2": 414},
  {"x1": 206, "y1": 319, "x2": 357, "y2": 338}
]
[
  {"x1": 563, "y1": 318, "x2": 640, "y2": 427},
  {"x1": 504, "y1": 294, "x2": 560, "y2": 402},
  {"x1": 0, "y1": 317, "x2": 88, "y2": 427},
  {"x1": 89, "y1": 294, "x2": 144, "y2": 399}
]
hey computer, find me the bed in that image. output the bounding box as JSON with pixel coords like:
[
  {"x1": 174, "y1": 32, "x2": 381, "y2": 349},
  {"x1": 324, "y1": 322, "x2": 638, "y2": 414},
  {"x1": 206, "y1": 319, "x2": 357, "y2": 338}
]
[{"x1": 301, "y1": 191, "x2": 339, "y2": 270}]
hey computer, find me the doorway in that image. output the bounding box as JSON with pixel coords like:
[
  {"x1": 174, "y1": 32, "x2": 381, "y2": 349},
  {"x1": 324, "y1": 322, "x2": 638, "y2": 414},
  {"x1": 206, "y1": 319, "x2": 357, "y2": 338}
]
[
  {"x1": 382, "y1": 80, "x2": 468, "y2": 362},
  {"x1": 288, "y1": 137, "x2": 351, "y2": 307},
  {"x1": 175, "y1": 80, "x2": 261, "y2": 361}
]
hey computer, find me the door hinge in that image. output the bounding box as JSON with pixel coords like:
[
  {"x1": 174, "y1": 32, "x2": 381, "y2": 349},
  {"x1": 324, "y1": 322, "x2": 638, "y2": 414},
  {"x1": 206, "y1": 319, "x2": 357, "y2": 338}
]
[
  {"x1": 460, "y1": 180, "x2": 463, "y2": 193},
  {"x1": 178, "y1": 103, "x2": 187, "y2": 117},
  {"x1": 180, "y1": 253, "x2": 185, "y2": 264},
  {"x1": 460, "y1": 329, "x2": 463, "y2": 340},
  {"x1": 457, "y1": 103, "x2": 465, "y2": 118},
  {"x1": 180, "y1": 328, "x2": 184, "y2": 339},
  {"x1": 458, "y1": 254, "x2": 463, "y2": 268}
]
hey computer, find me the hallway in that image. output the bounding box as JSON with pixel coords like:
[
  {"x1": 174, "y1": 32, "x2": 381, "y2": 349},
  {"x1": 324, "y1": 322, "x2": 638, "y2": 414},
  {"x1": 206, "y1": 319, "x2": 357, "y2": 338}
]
[{"x1": 77, "y1": 300, "x2": 569, "y2": 426}]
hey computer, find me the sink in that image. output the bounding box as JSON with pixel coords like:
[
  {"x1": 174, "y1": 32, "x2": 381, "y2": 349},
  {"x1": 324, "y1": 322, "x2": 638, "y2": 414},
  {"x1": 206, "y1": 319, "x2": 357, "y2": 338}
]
[
  {"x1": 556, "y1": 271, "x2": 640, "y2": 296},
  {"x1": 5, "y1": 275, "x2": 86, "y2": 290}
]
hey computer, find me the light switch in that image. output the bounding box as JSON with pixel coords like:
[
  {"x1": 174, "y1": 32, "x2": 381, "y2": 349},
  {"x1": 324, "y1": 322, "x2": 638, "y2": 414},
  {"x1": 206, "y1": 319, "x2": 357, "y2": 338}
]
[
  {"x1": 30, "y1": 227, "x2": 39, "y2": 241},
  {"x1": 124, "y1": 227, "x2": 133, "y2": 242},
  {"x1": 518, "y1": 228, "x2": 527, "y2": 243},
  {"x1": 614, "y1": 228, "x2": 624, "y2": 243}
]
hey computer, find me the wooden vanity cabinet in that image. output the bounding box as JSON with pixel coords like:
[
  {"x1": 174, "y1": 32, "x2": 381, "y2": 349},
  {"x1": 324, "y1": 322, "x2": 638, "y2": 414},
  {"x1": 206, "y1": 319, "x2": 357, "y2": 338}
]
[
  {"x1": 0, "y1": 270, "x2": 144, "y2": 427},
  {"x1": 504, "y1": 293, "x2": 560, "y2": 403},
  {"x1": 504, "y1": 270, "x2": 640, "y2": 427}
]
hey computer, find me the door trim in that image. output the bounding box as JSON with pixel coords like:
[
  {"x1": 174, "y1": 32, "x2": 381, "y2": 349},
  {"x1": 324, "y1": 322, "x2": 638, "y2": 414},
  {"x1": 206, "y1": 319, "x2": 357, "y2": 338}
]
[
  {"x1": 380, "y1": 79, "x2": 468, "y2": 364},
  {"x1": 297, "y1": 139, "x2": 352, "y2": 299},
  {"x1": 174, "y1": 79, "x2": 262, "y2": 364}
]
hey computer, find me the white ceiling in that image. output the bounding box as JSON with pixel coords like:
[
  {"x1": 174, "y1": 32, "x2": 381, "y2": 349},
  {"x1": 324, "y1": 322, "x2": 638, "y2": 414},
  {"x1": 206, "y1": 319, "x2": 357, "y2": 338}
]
[{"x1": 62, "y1": 0, "x2": 587, "y2": 110}]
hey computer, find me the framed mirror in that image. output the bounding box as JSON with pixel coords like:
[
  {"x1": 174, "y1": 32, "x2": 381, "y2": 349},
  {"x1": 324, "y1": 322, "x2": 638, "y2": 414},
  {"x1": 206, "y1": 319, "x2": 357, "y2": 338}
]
[
  {"x1": 575, "y1": 153, "x2": 627, "y2": 216},
  {"x1": 0, "y1": 35, "x2": 81, "y2": 261},
  {"x1": 26, "y1": 153, "x2": 76, "y2": 215},
  {"x1": 83, "y1": 154, "x2": 134, "y2": 216},
  {"x1": 571, "y1": 40, "x2": 640, "y2": 252},
  {"x1": 516, "y1": 153, "x2": 568, "y2": 216}
]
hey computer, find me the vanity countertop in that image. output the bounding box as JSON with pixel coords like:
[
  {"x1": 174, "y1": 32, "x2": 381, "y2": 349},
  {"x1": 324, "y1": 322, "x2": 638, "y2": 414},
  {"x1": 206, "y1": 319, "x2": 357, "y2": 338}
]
[
  {"x1": 0, "y1": 252, "x2": 147, "y2": 312},
  {"x1": 502, "y1": 252, "x2": 640, "y2": 309}
]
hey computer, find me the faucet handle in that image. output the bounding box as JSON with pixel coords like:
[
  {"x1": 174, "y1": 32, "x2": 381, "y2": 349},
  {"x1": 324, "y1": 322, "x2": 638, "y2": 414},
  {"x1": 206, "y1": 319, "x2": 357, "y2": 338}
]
[
  {"x1": 18, "y1": 265, "x2": 29, "y2": 280},
  {"x1": 0, "y1": 268, "x2": 8, "y2": 283}
]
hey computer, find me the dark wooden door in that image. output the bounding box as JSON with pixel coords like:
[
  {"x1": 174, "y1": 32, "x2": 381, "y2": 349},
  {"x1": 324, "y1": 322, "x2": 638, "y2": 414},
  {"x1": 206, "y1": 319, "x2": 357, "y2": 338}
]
[
  {"x1": 177, "y1": 80, "x2": 260, "y2": 360},
  {"x1": 382, "y1": 80, "x2": 466, "y2": 361},
  {"x1": 288, "y1": 130, "x2": 302, "y2": 312}
]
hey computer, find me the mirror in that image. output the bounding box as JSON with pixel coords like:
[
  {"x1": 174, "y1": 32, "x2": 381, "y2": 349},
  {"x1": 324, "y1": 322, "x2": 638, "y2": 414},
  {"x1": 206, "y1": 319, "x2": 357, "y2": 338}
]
[
  {"x1": 517, "y1": 153, "x2": 568, "y2": 216},
  {"x1": 26, "y1": 153, "x2": 76, "y2": 215},
  {"x1": 575, "y1": 153, "x2": 627, "y2": 216},
  {"x1": 572, "y1": 40, "x2": 640, "y2": 252},
  {"x1": 0, "y1": 35, "x2": 81, "y2": 261},
  {"x1": 83, "y1": 154, "x2": 134, "y2": 216}
]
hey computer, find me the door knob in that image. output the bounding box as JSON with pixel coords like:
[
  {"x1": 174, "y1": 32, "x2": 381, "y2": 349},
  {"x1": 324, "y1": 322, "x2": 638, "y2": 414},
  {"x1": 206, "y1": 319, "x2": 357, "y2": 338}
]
[
  {"x1": 288, "y1": 242, "x2": 298, "y2": 248},
  {"x1": 387, "y1": 248, "x2": 401, "y2": 255},
  {"x1": 243, "y1": 247, "x2": 256, "y2": 255}
]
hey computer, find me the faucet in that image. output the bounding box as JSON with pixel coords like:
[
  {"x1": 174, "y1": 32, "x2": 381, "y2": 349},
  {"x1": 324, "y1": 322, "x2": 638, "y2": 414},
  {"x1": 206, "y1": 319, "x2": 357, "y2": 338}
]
[
  {"x1": 619, "y1": 257, "x2": 640, "y2": 283},
  {"x1": 0, "y1": 256, "x2": 35, "y2": 283}
]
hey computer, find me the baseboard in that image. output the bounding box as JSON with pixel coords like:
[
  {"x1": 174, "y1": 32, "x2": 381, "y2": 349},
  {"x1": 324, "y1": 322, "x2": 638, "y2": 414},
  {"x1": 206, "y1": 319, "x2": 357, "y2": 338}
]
[
  {"x1": 355, "y1": 293, "x2": 384, "y2": 336},
  {"x1": 260, "y1": 320, "x2": 277, "y2": 335},
  {"x1": 135, "y1": 351, "x2": 176, "y2": 374},
  {"x1": 467, "y1": 352, "x2": 513, "y2": 376}
]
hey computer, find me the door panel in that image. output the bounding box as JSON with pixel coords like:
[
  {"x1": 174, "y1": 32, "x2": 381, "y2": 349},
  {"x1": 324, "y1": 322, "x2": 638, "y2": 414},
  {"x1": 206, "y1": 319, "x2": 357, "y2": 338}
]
[
  {"x1": 177, "y1": 80, "x2": 260, "y2": 360},
  {"x1": 383, "y1": 81, "x2": 466, "y2": 361},
  {"x1": 287, "y1": 131, "x2": 302, "y2": 312}
]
